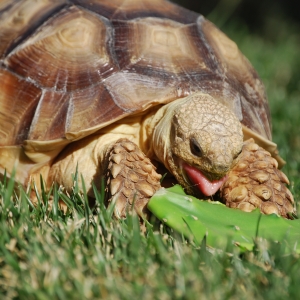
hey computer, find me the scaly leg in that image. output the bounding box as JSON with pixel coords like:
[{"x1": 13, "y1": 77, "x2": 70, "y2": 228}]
[
  {"x1": 105, "y1": 139, "x2": 162, "y2": 219},
  {"x1": 220, "y1": 139, "x2": 295, "y2": 218}
]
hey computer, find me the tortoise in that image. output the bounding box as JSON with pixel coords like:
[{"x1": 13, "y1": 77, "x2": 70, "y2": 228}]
[{"x1": 0, "y1": 0, "x2": 295, "y2": 219}]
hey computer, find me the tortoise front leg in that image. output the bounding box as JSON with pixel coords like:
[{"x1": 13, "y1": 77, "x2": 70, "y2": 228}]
[
  {"x1": 105, "y1": 139, "x2": 161, "y2": 219},
  {"x1": 220, "y1": 139, "x2": 295, "y2": 218}
]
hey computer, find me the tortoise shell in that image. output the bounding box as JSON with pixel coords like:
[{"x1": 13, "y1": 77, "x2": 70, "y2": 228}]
[{"x1": 0, "y1": 0, "x2": 271, "y2": 151}]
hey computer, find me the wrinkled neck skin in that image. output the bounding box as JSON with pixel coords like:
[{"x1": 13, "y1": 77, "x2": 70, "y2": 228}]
[
  {"x1": 148, "y1": 93, "x2": 243, "y2": 198},
  {"x1": 150, "y1": 100, "x2": 180, "y2": 171},
  {"x1": 150, "y1": 97, "x2": 194, "y2": 192}
]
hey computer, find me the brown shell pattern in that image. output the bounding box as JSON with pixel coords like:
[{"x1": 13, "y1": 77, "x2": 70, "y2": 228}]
[{"x1": 0, "y1": 0, "x2": 271, "y2": 147}]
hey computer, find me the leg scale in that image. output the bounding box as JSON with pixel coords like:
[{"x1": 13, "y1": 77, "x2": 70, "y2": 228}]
[
  {"x1": 105, "y1": 139, "x2": 161, "y2": 218},
  {"x1": 220, "y1": 139, "x2": 295, "y2": 219}
]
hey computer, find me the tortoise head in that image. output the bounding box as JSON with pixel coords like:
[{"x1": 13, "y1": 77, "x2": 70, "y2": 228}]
[{"x1": 153, "y1": 92, "x2": 243, "y2": 198}]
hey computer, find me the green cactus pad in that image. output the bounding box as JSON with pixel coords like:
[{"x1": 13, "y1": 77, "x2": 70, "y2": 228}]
[{"x1": 148, "y1": 185, "x2": 300, "y2": 253}]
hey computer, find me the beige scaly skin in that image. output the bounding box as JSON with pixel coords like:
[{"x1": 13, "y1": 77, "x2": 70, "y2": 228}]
[
  {"x1": 106, "y1": 92, "x2": 294, "y2": 218},
  {"x1": 221, "y1": 139, "x2": 295, "y2": 218},
  {"x1": 104, "y1": 139, "x2": 161, "y2": 219},
  {"x1": 48, "y1": 92, "x2": 294, "y2": 219},
  {"x1": 156, "y1": 94, "x2": 243, "y2": 197}
]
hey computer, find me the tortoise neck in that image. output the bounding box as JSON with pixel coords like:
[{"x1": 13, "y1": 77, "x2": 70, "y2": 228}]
[{"x1": 149, "y1": 98, "x2": 186, "y2": 170}]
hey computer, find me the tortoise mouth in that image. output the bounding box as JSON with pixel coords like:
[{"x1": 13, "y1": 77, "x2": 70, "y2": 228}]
[{"x1": 179, "y1": 160, "x2": 227, "y2": 197}]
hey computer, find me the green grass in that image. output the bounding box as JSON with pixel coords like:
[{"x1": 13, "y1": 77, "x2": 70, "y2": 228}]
[
  {"x1": 1, "y1": 16, "x2": 300, "y2": 300},
  {"x1": 1, "y1": 177, "x2": 300, "y2": 299}
]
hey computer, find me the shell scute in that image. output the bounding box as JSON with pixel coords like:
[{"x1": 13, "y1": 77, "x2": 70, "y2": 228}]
[
  {"x1": 0, "y1": 0, "x2": 67, "y2": 58},
  {"x1": 0, "y1": 69, "x2": 42, "y2": 145},
  {"x1": 5, "y1": 6, "x2": 118, "y2": 91},
  {"x1": 113, "y1": 18, "x2": 208, "y2": 74},
  {"x1": 72, "y1": 0, "x2": 199, "y2": 24}
]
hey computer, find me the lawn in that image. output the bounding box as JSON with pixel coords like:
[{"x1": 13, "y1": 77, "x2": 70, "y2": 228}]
[{"x1": 1, "y1": 4, "x2": 300, "y2": 300}]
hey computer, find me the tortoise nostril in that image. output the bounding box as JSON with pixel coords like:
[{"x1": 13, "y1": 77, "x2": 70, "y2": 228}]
[{"x1": 190, "y1": 138, "x2": 203, "y2": 157}]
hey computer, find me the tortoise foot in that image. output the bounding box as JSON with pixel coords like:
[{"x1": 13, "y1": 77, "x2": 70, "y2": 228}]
[
  {"x1": 220, "y1": 138, "x2": 295, "y2": 219},
  {"x1": 105, "y1": 139, "x2": 161, "y2": 219}
]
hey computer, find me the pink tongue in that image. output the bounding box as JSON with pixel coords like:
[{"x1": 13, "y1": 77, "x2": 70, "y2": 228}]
[{"x1": 183, "y1": 163, "x2": 228, "y2": 196}]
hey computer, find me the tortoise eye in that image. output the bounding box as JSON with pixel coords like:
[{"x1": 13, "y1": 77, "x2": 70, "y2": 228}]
[
  {"x1": 190, "y1": 138, "x2": 203, "y2": 157},
  {"x1": 234, "y1": 148, "x2": 242, "y2": 159}
]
